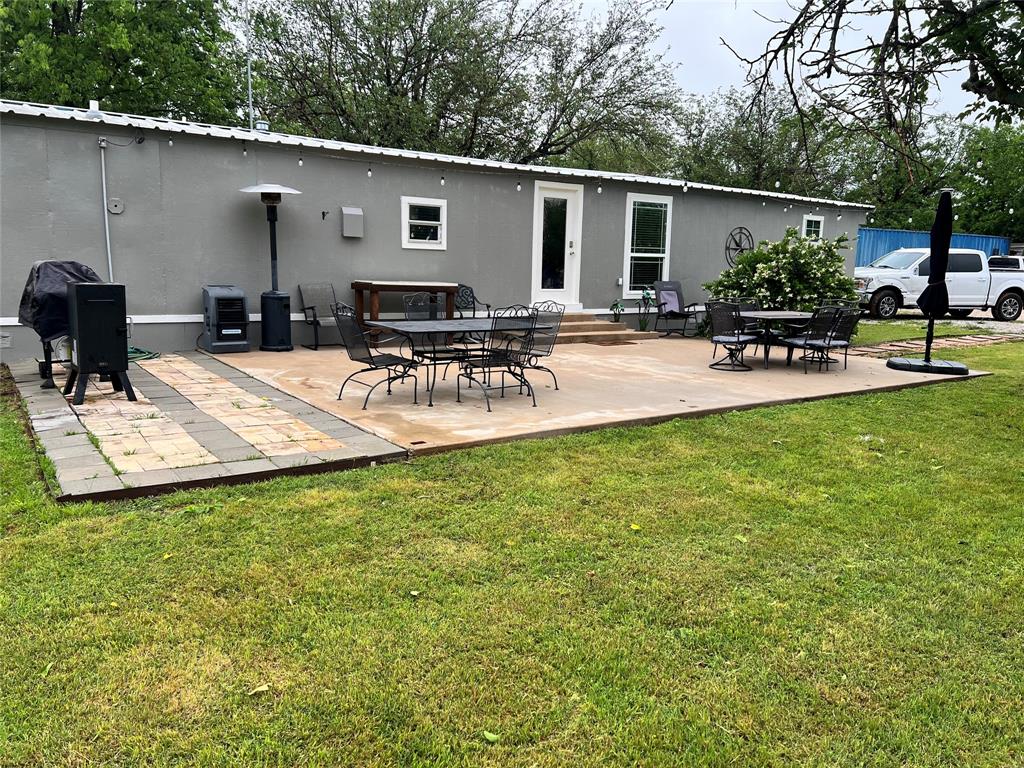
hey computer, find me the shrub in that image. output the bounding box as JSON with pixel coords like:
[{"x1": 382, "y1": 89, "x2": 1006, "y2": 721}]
[{"x1": 703, "y1": 227, "x2": 857, "y2": 311}]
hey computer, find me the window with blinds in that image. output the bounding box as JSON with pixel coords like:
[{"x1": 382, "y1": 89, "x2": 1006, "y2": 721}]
[{"x1": 624, "y1": 194, "x2": 672, "y2": 293}]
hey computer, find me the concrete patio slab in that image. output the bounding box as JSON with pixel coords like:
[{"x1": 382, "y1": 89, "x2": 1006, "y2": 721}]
[{"x1": 214, "y1": 337, "x2": 987, "y2": 454}]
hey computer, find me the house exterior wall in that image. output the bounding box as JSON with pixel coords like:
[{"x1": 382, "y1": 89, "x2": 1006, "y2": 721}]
[{"x1": 0, "y1": 114, "x2": 867, "y2": 360}]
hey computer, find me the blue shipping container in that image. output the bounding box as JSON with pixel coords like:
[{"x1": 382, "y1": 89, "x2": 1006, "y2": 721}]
[{"x1": 855, "y1": 227, "x2": 1011, "y2": 267}]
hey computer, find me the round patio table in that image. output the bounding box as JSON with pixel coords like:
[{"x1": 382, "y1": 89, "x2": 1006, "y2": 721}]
[{"x1": 739, "y1": 310, "x2": 813, "y2": 369}]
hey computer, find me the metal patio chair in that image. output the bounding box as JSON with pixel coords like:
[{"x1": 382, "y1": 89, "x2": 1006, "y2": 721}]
[
  {"x1": 805, "y1": 306, "x2": 860, "y2": 371},
  {"x1": 780, "y1": 306, "x2": 842, "y2": 373},
  {"x1": 527, "y1": 300, "x2": 565, "y2": 389},
  {"x1": 457, "y1": 304, "x2": 538, "y2": 412},
  {"x1": 652, "y1": 281, "x2": 701, "y2": 337},
  {"x1": 454, "y1": 283, "x2": 491, "y2": 318},
  {"x1": 403, "y1": 291, "x2": 467, "y2": 396},
  {"x1": 298, "y1": 282, "x2": 341, "y2": 350},
  {"x1": 332, "y1": 303, "x2": 419, "y2": 409},
  {"x1": 707, "y1": 299, "x2": 758, "y2": 371}
]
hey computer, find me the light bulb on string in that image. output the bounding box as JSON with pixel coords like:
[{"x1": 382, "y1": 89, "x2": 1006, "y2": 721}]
[
  {"x1": 367, "y1": 166, "x2": 372, "y2": 178},
  {"x1": 837, "y1": 213, "x2": 843, "y2": 221},
  {"x1": 440, "y1": 175, "x2": 446, "y2": 186},
  {"x1": 871, "y1": 172, "x2": 878, "y2": 181},
  {"x1": 167, "y1": 138, "x2": 173, "y2": 147},
  {"x1": 954, "y1": 214, "x2": 960, "y2": 221},
  {"x1": 298, "y1": 154, "x2": 303, "y2": 167},
  {"x1": 774, "y1": 181, "x2": 781, "y2": 189},
  {"x1": 242, "y1": 144, "x2": 247, "y2": 157},
  {"x1": 516, "y1": 180, "x2": 521, "y2": 192},
  {"x1": 1010, "y1": 208, "x2": 1016, "y2": 216},
  {"x1": 976, "y1": 160, "x2": 983, "y2": 169},
  {"x1": 597, "y1": 184, "x2": 603, "y2": 194}
]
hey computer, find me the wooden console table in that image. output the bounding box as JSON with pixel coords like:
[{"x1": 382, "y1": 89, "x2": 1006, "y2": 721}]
[{"x1": 350, "y1": 280, "x2": 459, "y2": 325}]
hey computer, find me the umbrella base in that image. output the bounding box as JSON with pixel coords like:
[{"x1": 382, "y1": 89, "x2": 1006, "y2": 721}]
[{"x1": 886, "y1": 357, "x2": 969, "y2": 375}]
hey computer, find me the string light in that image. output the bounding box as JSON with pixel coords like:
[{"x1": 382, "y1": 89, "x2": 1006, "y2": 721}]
[
  {"x1": 682, "y1": 183, "x2": 689, "y2": 193},
  {"x1": 976, "y1": 160, "x2": 983, "y2": 169},
  {"x1": 908, "y1": 216, "x2": 913, "y2": 223},
  {"x1": 837, "y1": 213, "x2": 843, "y2": 221},
  {"x1": 440, "y1": 175, "x2": 445, "y2": 186},
  {"x1": 871, "y1": 172, "x2": 878, "y2": 181},
  {"x1": 1010, "y1": 208, "x2": 1016, "y2": 216},
  {"x1": 954, "y1": 214, "x2": 960, "y2": 221},
  {"x1": 869, "y1": 217, "x2": 875, "y2": 224},
  {"x1": 597, "y1": 184, "x2": 602, "y2": 194},
  {"x1": 774, "y1": 181, "x2": 781, "y2": 189},
  {"x1": 242, "y1": 143, "x2": 247, "y2": 157},
  {"x1": 762, "y1": 201, "x2": 766, "y2": 207},
  {"x1": 516, "y1": 180, "x2": 521, "y2": 192},
  {"x1": 298, "y1": 154, "x2": 303, "y2": 167},
  {"x1": 167, "y1": 138, "x2": 173, "y2": 147},
  {"x1": 367, "y1": 166, "x2": 372, "y2": 178}
]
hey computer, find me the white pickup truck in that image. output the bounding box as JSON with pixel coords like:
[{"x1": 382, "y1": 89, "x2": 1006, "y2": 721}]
[{"x1": 855, "y1": 248, "x2": 1024, "y2": 321}]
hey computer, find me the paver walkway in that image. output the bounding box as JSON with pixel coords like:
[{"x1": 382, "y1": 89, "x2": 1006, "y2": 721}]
[
  {"x1": 849, "y1": 333, "x2": 1022, "y2": 358},
  {"x1": 9, "y1": 352, "x2": 405, "y2": 501}
]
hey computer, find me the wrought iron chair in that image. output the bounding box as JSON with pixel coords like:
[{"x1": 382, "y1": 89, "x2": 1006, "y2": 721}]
[
  {"x1": 332, "y1": 303, "x2": 418, "y2": 409},
  {"x1": 652, "y1": 281, "x2": 701, "y2": 337},
  {"x1": 707, "y1": 300, "x2": 758, "y2": 371},
  {"x1": 298, "y1": 282, "x2": 340, "y2": 350},
  {"x1": 402, "y1": 292, "x2": 467, "y2": 400},
  {"x1": 805, "y1": 306, "x2": 860, "y2": 371},
  {"x1": 454, "y1": 283, "x2": 491, "y2": 318},
  {"x1": 527, "y1": 300, "x2": 565, "y2": 389},
  {"x1": 780, "y1": 306, "x2": 841, "y2": 373},
  {"x1": 457, "y1": 304, "x2": 538, "y2": 412}
]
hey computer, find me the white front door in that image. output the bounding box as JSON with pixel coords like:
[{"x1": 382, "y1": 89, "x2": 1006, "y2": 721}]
[{"x1": 532, "y1": 182, "x2": 584, "y2": 308}]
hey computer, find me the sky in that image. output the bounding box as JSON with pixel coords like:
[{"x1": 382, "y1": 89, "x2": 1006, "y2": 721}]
[{"x1": 601, "y1": 0, "x2": 973, "y2": 117}]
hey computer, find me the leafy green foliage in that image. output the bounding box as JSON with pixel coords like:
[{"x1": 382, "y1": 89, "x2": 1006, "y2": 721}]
[
  {"x1": 250, "y1": 0, "x2": 679, "y2": 163},
  {"x1": 0, "y1": 0, "x2": 243, "y2": 122},
  {"x1": 704, "y1": 228, "x2": 857, "y2": 310}
]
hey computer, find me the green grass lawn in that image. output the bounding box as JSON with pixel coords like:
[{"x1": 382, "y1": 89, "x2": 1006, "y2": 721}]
[
  {"x1": 2, "y1": 343, "x2": 1023, "y2": 766},
  {"x1": 853, "y1": 319, "x2": 993, "y2": 346}
]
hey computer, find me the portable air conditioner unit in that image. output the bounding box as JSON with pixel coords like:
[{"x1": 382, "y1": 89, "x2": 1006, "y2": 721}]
[{"x1": 201, "y1": 285, "x2": 250, "y2": 353}]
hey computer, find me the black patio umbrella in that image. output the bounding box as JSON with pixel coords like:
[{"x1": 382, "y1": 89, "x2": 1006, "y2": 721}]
[{"x1": 887, "y1": 189, "x2": 969, "y2": 375}]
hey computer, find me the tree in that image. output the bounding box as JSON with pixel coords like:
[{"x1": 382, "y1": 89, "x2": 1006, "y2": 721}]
[
  {"x1": 730, "y1": 1, "x2": 1024, "y2": 167},
  {"x1": 0, "y1": 0, "x2": 243, "y2": 122},
  {"x1": 248, "y1": 0, "x2": 679, "y2": 164},
  {"x1": 956, "y1": 124, "x2": 1024, "y2": 242}
]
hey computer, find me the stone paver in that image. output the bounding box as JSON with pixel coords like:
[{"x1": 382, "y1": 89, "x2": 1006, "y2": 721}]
[
  {"x1": 8, "y1": 352, "x2": 406, "y2": 501},
  {"x1": 849, "y1": 332, "x2": 1024, "y2": 358}
]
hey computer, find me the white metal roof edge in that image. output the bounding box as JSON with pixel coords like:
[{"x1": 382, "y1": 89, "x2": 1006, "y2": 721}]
[{"x1": 0, "y1": 99, "x2": 875, "y2": 210}]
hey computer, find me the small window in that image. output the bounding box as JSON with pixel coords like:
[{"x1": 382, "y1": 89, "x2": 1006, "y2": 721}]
[
  {"x1": 949, "y1": 252, "x2": 983, "y2": 272},
  {"x1": 917, "y1": 257, "x2": 930, "y2": 277},
  {"x1": 623, "y1": 193, "x2": 672, "y2": 294},
  {"x1": 802, "y1": 214, "x2": 824, "y2": 239},
  {"x1": 401, "y1": 196, "x2": 446, "y2": 250}
]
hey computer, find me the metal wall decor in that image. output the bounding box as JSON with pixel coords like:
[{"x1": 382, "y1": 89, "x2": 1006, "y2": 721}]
[{"x1": 724, "y1": 226, "x2": 754, "y2": 267}]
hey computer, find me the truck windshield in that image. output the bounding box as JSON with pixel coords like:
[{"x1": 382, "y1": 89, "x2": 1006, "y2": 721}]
[{"x1": 870, "y1": 250, "x2": 927, "y2": 269}]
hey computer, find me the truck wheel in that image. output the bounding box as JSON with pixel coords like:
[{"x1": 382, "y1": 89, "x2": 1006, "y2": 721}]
[
  {"x1": 948, "y1": 309, "x2": 974, "y2": 319},
  {"x1": 869, "y1": 289, "x2": 900, "y2": 319},
  {"x1": 992, "y1": 291, "x2": 1023, "y2": 322}
]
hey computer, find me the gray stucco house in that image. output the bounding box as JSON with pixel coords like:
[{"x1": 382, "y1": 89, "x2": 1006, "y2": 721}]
[{"x1": 0, "y1": 100, "x2": 871, "y2": 358}]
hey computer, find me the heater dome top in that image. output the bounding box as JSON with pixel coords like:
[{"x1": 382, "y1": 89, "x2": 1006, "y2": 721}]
[{"x1": 239, "y1": 183, "x2": 301, "y2": 195}]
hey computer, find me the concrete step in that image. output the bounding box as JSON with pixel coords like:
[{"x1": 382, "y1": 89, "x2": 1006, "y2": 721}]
[
  {"x1": 555, "y1": 330, "x2": 660, "y2": 344},
  {"x1": 559, "y1": 320, "x2": 630, "y2": 333}
]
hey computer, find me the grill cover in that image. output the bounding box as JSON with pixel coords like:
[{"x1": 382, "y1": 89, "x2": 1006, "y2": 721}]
[{"x1": 18, "y1": 260, "x2": 104, "y2": 342}]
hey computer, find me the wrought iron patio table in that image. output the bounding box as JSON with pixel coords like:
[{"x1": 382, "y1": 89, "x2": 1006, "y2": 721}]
[
  {"x1": 739, "y1": 311, "x2": 813, "y2": 369},
  {"x1": 366, "y1": 319, "x2": 551, "y2": 406}
]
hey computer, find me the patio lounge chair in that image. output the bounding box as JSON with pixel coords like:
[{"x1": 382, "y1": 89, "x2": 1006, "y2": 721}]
[
  {"x1": 707, "y1": 299, "x2": 758, "y2": 371},
  {"x1": 457, "y1": 304, "x2": 538, "y2": 412},
  {"x1": 332, "y1": 303, "x2": 419, "y2": 409},
  {"x1": 652, "y1": 281, "x2": 700, "y2": 337},
  {"x1": 528, "y1": 300, "x2": 565, "y2": 389},
  {"x1": 780, "y1": 306, "x2": 842, "y2": 373},
  {"x1": 298, "y1": 282, "x2": 341, "y2": 350}
]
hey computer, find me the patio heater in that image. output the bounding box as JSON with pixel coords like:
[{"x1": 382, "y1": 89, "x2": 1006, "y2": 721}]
[{"x1": 239, "y1": 183, "x2": 301, "y2": 351}]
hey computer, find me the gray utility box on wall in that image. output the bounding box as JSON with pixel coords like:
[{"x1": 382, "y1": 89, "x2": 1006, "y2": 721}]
[
  {"x1": 200, "y1": 285, "x2": 250, "y2": 353},
  {"x1": 341, "y1": 207, "x2": 364, "y2": 238}
]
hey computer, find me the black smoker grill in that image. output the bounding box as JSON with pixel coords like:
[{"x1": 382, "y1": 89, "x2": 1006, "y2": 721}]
[
  {"x1": 200, "y1": 285, "x2": 250, "y2": 353},
  {"x1": 62, "y1": 282, "x2": 136, "y2": 406},
  {"x1": 18, "y1": 260, "x2": 103, "y2": 389}
]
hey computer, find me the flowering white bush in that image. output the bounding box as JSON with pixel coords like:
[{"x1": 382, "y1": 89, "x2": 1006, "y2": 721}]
[{"x1": 704, "y1": 228, "x2": 856, "y2": 311}]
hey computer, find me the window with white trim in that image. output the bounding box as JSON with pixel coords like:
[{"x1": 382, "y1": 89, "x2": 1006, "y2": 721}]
[
  {"x1": 623, "y1": 193, "x2": 672, "y2": 294},
  {"x1": 401, "y1": 196, "x2": 447, "y2": 250},
  {"x1": 802, "y1": 214, "x2": 824, "y2": 239}
]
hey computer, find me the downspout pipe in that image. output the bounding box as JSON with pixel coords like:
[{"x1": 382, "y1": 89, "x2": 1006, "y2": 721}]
[{"x1": 98, "y1": 136, "x2": 114, "y2": 281}]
